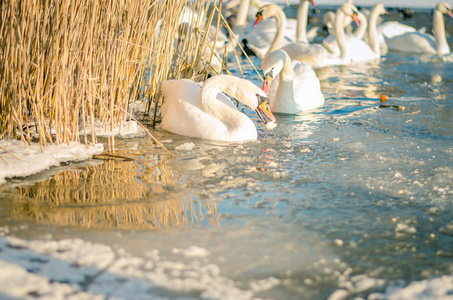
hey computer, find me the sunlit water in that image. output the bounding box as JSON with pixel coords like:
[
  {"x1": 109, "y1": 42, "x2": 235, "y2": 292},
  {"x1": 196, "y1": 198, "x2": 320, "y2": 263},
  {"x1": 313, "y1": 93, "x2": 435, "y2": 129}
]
[{"x1": 1, "y1": 5, "x2": 453, "y2": 300}]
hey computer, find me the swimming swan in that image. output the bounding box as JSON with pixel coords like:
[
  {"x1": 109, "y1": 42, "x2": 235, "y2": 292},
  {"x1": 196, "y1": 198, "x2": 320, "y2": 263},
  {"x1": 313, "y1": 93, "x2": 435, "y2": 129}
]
[
  {"x1": 261, "y1": 49, "x2": 325, "y2": 114},
  {"x1": 323, "y1": 3, "x2": 388, "y2": 61},
  {"x1": 159, "y1": 75, "x2": 277, "y2": 142},
  {"x1": 246, "y1": 1, "x2": 316, "y2": 60},
  {"x1": 253, "y1": 3, "x2": 362, "y2": 68},
  {"x1": 386, "y1": 2, "x2": 453, "y2": 56}
]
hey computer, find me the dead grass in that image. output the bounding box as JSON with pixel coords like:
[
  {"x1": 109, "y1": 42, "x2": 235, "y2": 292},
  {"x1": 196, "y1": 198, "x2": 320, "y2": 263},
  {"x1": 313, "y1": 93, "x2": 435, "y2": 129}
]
[{"x1": 0, "y1": 0, "x2": 240, "y2": 152}]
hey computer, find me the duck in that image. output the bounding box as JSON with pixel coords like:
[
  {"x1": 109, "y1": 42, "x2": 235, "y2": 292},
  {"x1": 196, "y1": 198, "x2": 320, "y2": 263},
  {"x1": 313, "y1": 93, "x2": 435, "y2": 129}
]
[
  {"x1": 385, "y1": 2, "x2": 453, "y2": 57},
  {"x1": 159, "y1": 75, "x2": 277, "y2": 142},
  {"x1": 261, "y1": 49, "x2": 325, "y2": 114}
]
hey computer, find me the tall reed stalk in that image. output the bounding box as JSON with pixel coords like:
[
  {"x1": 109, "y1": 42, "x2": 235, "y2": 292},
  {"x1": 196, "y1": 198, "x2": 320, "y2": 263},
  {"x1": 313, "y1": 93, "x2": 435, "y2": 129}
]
[{"x1": 0, "y1": 0, "x2": 228, "y2": 152}]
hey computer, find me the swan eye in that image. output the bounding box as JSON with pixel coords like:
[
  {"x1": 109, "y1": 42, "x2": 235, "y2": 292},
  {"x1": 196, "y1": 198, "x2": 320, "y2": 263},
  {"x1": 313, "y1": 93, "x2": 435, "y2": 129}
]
[
  {"x1": 264, "y1": 68, "x2": 274, "y2": 80},
  {"x1": 256, "y1": 94, "x2": 269, "y2": 106}
]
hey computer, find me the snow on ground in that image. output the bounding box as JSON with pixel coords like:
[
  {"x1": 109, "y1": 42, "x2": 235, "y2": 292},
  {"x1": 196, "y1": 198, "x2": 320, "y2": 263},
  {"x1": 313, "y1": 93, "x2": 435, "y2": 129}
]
[
  {"x1": 0, "y1": 139, "x2": 104, "y2": 185},
  {"x1": 0, "y1": 234, "x2": 451, "y2": 300},
  {"x1": 0, "y1": 235, "x2": 277, "y2": 300},
  {"x1": 0, "y1": 119, "x2": 149, "y2": 184}
]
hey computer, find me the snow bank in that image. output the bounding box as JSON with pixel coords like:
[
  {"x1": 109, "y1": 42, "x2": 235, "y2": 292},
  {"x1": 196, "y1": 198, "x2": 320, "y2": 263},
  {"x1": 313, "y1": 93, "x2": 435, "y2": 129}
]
[
  {"x1": 0, "y1": 139, "x2": 104, "y2": 184},
  {"x1": 0, "y1": 236, "x2": 263, "y2": 300}
]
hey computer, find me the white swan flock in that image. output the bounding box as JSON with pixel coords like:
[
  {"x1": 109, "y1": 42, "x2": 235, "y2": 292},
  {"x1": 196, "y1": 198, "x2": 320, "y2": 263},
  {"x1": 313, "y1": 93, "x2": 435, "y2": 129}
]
[{"x1": 158, "y1": 1, "x2": 453, "y2": 142}]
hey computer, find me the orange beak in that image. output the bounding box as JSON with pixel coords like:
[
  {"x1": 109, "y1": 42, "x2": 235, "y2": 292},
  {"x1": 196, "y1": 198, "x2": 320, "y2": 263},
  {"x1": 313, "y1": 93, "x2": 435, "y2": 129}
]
[
  {"x1": 309, "y1": 0, "x2": 317, "y2": 7},
  {"x1": 261, "y1": 75, "x2": 273, "y2": 94},
  {"x1": 254, "y1": 13, "x2": 263, "y2": 27},
  {"x1": 448, "y1": 10, "x2": 453, "y2": 19},
  {"x1": 352, "y1": 13, "x2": 360, "y2": 26},
  {"x1": 255, "y1": 94, "x2": 277, "y2": 130}
]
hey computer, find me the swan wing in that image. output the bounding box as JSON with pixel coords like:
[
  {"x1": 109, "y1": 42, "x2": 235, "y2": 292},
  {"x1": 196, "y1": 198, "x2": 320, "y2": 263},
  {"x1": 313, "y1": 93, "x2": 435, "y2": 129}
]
[
  {"x1": 377, "y1": 21, "x2": 416, "y2": 39},
  {"x1": 292, "y1": 62, "x2": 325, "y2": 111},
  {"x1": 386, "y1": 32, "x2": 436, "y2": 54},
  {"x1": 160, "y1": 79, "x2": 231, "y2": 140}
]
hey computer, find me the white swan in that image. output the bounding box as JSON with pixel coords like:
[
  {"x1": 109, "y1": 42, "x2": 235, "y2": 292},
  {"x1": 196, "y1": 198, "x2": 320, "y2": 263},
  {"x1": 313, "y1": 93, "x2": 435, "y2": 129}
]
[
  {"x1": 323, "y1": 3, "x2": 387, "y2": 61},
  {"x1": 296, "y1": 0, "x2": 318, "y2": 43},
  {"x1": 322, "y1": 8, "x2": 366, "y2": 37},
  {"x1": 322, "y1": 10, "x2": 368, "y2": 54},
  {"x1": 261, "y1": 49, "x2": 325, "y2": 114},
  {"x1": 244, "y1": 0, "x2": 317, "y2": 56},
  {"x1": 159, "y1": 75, "x2": 277, "y2": 142},
  {"x1": 248, "y1": 3, "x2": 320, "y2": 60},
  {"x1": 386, "y1": 2, "x2": 453, "y2": 56},
  {"x1": 243, "y1": 5, "x2": 296, "y2": 52},
  {"x1": 375, "y1": 21, "x2": 416, "y2": 54},
  {"x1": 280, "y1": 3, "x2": 362, "y2": 68}
]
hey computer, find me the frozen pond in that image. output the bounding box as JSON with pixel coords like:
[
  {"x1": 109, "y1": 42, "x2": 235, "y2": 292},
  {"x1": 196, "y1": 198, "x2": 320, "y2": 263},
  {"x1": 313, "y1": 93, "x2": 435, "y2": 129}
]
[{"x1": 1, "y1": 4, "x2": 453, "y2": 300}]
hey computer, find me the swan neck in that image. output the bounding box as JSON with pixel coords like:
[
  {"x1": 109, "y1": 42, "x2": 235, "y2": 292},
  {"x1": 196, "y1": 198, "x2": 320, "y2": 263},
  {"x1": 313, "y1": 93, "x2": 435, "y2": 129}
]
[
  {"x1": 233, "y1": 0, "x2": 250, "y2": 35},
  {"x1": 368, "y1": 8, "x2": 380, "y2": 56},
  {"x1": 199, "y1": 81, "x2": 240, "y2": 127},
  {"x1": 269, "y1": 7, "x2": 287, "y2": 55},
  {"x1": 296, "y1": 0, "x2": 309, "y2": 43},
  {"x1": 274, "y1": 60, "x2": 296, "y2": 112},
  {"x1": 433, "y1": 8, "x2": 449, "y2": 56},
  {"x1": 354, "y1": 12, "x2": 367, "y2": 39},
  {"x1": 335, "y1": 9, "x2": 347, "y2": 60}
]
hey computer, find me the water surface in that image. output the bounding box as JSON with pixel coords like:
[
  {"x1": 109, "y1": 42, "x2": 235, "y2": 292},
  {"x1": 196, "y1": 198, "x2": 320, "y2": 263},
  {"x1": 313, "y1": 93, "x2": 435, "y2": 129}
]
[{"x1": 1, "y1": 5, "x2": 453, "y2": 300}]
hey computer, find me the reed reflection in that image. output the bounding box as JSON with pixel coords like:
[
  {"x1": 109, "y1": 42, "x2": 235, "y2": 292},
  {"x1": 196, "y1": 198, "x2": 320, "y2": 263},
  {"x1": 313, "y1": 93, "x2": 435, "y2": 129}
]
[{"x1": 12, "y1": 153, "x2": 218, "y2": 229}]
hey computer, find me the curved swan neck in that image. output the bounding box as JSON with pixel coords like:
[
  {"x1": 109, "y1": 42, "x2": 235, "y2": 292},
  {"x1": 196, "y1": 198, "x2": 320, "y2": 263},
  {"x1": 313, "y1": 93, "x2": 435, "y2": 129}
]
[
  {"x1": 433, "y1": 6, "x2": 450, "y2": 56},
  {"x1": 199, "y1": 77, "x2": 249, "y2": 129},
  {"x1": 354, "y1": 12, "x2": 368, "y2": 39},
  {"x1": 264, "y1": 5, "x2": 287, "y2": 55},
  {"x1": 296, "y1": 0, "x2": 310, "y2": 43}
]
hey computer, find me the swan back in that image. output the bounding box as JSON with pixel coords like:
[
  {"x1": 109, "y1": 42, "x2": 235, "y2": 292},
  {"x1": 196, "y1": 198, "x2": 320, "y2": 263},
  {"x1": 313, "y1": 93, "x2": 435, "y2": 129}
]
[
  {"x1": 386, "y1": 2, "x2": 452, "y2": 56},
  {"x1": 262, "y1": 49, "x2": 324, "y2": 114}
]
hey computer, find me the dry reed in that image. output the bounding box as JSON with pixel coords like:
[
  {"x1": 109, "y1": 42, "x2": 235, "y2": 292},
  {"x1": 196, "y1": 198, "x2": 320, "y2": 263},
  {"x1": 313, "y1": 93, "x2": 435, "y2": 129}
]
[{"x1": 1, "y1": 0, "x2": 239, "y2": 153}]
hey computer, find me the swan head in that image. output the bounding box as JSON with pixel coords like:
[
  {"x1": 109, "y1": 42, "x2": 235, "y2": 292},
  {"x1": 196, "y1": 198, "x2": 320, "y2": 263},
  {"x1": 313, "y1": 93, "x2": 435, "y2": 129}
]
[
  {"x1": 339, "y1": 3, "x2": 360, "y2": 26},
  {"x1": 254, "y1": 4, "x2": 281, "y2": 27},
  {"x1": 437, "y1": 2, "x2": 453, "y2": 18},
  {"x1": 261, "y1": 50, "x2": 287, "y2": 94},
  {"x1": 373, "y1": 3, "x2": 388, "y2": 17},
  {"x1": 202, "y1": 75, "x2": 277, "y2": 130},
  {"x1": 323, "y1": 11, "x2": 336, "y2": 32},
  {"x1": 255, "y1": 94, "x2": 278, "y2": 130}
]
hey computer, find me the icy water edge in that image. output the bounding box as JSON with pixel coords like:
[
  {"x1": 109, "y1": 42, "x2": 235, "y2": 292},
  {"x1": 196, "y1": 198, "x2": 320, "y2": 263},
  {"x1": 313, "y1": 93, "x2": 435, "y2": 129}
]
[{"x1": 1, "y1": 7, "x2": 453, "y2": 300}]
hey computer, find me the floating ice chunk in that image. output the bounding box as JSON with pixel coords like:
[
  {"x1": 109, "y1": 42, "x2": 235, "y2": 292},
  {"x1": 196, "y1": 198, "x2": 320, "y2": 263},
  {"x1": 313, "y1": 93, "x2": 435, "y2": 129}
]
[
  {"x1": 175, "y1": 142, "x2": 196, "y2": 151},
  {"x1": 0, "y1": 140, "x2": 103, "y2": 184},
  {"x1": 439, "y1": 221, "x2": 453, "y2": 236},
  {"x1": 395, "y1": 222, "x2": 417, "y2": 234},
  {"x1": 380, "y1": 275, "x2": 453, "y2": 300},
  {"x1": 328, "y1": 289, "x2": 349, "y2": 300},
  {"x1": 172, "y1": 245, "x2": 210, "y2": 258}
]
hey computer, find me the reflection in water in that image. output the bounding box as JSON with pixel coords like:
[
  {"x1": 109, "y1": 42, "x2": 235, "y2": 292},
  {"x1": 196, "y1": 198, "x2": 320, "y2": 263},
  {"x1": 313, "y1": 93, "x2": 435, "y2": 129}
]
[{"x1": 9, "y1": 153, "x2": 217, "y2": 229}]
